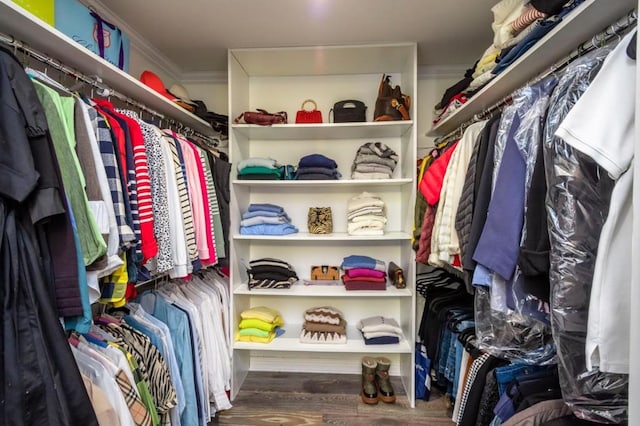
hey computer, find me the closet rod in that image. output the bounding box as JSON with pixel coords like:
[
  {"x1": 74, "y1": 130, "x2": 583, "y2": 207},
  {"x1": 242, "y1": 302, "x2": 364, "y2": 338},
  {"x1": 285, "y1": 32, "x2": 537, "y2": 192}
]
[
  {"x1": 0, "y1": 31, "x2": 220, "y2": 149},
  {"x1": 434, "y1": 8, "x2": 638, "y2": 144}
]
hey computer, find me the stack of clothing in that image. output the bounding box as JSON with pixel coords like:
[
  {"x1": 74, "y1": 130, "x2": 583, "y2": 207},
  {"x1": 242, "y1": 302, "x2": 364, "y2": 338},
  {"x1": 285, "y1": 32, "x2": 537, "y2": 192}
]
[
  {"x1": 340, "y1": 255, "x2": 387, "y2": 291},
  {"x1": 240, "y1": 203, "x2": 298, "y2": 235},
  {"x1": 300, "y1": 306, "x2": 347, "y2": 344},
  {"x1": 295, "y1": 153, "x2": 341, "y2": 180},
  {"x1": 357, "y1": 316, "x2": 404, "y2": 345},
  {"x1": 237, "y1": 157, "x2": 281, "y2": 180},
  {"x1": 236, "y1": 306, "x2": 284, "y2": 343},
  {"x1": 347, "y1": 192, "x2": 386, "y2": 235},
  {"x1": 433, "y1": 93, "x2": 468, "y2": 125},
  {"x1": 246, "y1": 257, "x2": 298, "y2": 290},
  {"x1": 432, "y1": 0, "x2": 574, "y2": 117},
  {"x1": 351, "y1": 142, "x2": 399, "y2": 179}
]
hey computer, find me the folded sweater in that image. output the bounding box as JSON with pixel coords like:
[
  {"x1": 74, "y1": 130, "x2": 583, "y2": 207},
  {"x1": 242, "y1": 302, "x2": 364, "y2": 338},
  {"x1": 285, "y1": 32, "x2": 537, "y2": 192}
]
[
  {"x1": 357, "y1": 316, "x2": 403, "y2": 336},
  {"x1": 239, "y1": 317, "x2": 283, "y2": 331},
  {"x1": 302, "y1": 318, "x2": 347, "y2": 334},
  {"x1": 300, "y1": 329, "x2": 347, "y2": 344},
  {"x1": 240, "y1": 306, "x2": 282, "y2": 323},
  {"x1": 304, "y1": 306, "x2": 343, "y2": 325}
]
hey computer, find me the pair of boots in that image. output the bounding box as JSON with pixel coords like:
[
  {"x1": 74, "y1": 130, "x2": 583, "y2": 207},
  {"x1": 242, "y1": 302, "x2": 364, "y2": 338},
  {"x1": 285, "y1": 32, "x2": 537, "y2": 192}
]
[{"x1": 361, "y1": 356, "x2": 396, "y2": 404}]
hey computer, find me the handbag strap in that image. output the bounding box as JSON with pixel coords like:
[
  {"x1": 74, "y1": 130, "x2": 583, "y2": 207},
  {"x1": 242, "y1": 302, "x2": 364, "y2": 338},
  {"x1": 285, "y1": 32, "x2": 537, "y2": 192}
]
[
  {"x1": 233, "y1": 112, "x2": 245, "y2": 124},
  {"x1": 300, "y1": 99, "x2": 318, "y2": 111},
  {"x1": 89, "y1": 10, "x2": 125, "y2": 69}
]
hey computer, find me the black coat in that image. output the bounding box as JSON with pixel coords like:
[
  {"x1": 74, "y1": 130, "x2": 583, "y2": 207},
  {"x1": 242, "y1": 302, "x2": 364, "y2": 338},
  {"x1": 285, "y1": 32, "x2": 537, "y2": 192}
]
[{"x1": 0, "y1": 47, "x2": 98, "y2": 425}]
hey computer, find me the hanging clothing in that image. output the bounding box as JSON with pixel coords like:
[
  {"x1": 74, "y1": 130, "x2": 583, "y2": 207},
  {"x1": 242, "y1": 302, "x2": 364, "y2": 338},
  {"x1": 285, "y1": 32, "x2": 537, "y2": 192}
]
[{"x1": 0, "y1": 47, "x2": 99, "y2": 424}]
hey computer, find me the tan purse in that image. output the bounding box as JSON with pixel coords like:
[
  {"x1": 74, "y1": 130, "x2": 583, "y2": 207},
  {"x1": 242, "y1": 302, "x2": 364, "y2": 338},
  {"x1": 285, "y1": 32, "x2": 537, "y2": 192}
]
[
  {"x1": 310, "y1": 265, "x2": 340, "y2": 280},
  {"x1": 307, "y1": 207, "x2": 333, "y2": 234}
]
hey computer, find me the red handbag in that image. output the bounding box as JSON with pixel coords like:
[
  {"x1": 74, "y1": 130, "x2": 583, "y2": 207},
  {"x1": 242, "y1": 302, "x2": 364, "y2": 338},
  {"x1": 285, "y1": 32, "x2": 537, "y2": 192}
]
[{"x1": 295, "y1": 99, "x2": 323, "y2": 124}]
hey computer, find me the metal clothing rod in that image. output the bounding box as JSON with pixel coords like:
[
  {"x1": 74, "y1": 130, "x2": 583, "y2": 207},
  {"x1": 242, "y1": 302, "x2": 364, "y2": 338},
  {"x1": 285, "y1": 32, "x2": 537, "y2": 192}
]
[
  {"x1": 434, "y1": 8, "x2": 638, "y2": 144},
  {"x1": 0, "y1": 31, "x2": 220, "y2": 148}
]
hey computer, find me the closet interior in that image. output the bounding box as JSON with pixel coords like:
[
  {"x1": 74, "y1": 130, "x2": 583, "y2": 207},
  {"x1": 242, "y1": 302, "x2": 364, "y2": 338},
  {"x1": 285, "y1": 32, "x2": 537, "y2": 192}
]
[{"x1": 1, "y1": 0, "x2": 639, "y2": 424}]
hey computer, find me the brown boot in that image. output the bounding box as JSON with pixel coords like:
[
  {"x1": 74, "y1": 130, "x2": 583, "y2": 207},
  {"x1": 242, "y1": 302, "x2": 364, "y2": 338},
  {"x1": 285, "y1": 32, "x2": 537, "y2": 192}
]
[
  {"x1": 375, "y1": 356, "x2": 396, "y2": 403},
  {"x1": 361, "y1": 356, "x2": 378, "y2": 404}
]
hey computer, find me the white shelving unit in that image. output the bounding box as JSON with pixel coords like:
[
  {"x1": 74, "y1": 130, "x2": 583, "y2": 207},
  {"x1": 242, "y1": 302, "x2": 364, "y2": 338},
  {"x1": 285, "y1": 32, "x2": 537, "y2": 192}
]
[
  {"x1": 228, "y1": 43, "x2": 418, "y2": 406},
  {"x1": 428, "y1": 0, "x2": 637, "y2": 137},
  {"x1": 0, "y1": 0, "x2": 215, "y2": 137}
]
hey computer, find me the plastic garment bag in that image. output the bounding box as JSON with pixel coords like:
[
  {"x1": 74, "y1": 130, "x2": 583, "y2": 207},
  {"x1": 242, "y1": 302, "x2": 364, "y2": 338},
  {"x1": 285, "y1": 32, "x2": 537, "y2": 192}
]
[
  {"x1": 544, "y1": 44, "x2": 628, "y2": 424},
  {"x1": 474, "y1": 76, "x2": 558, "y2": 365}
]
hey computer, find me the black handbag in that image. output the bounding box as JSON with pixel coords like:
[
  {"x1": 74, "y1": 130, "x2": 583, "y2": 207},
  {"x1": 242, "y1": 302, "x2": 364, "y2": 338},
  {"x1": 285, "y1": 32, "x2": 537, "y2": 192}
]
[{"x1": 330, "y1": 100, "x2": 367, "y2": 123}]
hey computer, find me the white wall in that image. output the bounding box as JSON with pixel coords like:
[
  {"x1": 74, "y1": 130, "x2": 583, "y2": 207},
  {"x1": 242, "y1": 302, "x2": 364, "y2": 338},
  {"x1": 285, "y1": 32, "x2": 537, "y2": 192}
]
[
  {"x1": 128, "y1": 46, "x2": 176, "y2": 84},
  {"x1": 416, "y1": 73, "x2": 465, "y2": 156},
  {"x1": 182, "y1": 82, "x2": 229, "y2": 115}
]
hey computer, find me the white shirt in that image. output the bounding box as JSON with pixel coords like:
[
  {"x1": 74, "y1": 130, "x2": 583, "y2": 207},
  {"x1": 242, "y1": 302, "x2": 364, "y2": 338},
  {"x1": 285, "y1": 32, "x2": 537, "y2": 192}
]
[
  {"x1": 78, "y1": 100, "x2": 124, "y2": 302},
  {"x1": 430, "y1": 120, "x2": 487, "y2": 267},
  {"x1": 159, "y1": 134, "x2": 190, "y2": 278},
  {"x1": 71, "y1": 345, "x2": 136, "y2": 426},
  {"x1": 555, "y1": 30, "x2": 636, "y2": 374}
]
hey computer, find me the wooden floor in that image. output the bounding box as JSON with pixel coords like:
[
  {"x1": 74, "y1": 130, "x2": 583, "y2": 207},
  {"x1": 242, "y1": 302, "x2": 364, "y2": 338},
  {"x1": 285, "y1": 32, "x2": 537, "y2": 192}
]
[{"x1": 215, "y1": 371, "x2": 454, "y2": 426}]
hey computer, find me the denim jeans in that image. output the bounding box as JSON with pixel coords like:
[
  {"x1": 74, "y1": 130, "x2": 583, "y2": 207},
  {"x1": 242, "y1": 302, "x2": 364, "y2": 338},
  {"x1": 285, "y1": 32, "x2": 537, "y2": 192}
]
[{"x1": 495, "y1": 363, "x2": 549, "y2": 397}]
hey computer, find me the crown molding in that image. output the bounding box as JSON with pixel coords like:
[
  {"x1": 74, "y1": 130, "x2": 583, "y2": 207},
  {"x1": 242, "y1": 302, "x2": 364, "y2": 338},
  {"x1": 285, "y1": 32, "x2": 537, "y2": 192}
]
[
  {"x1": 84, "y1": 0, "x2": 184, "y2": 81},
  {"x1": 180, "y1": 71, "x2": 229, "y2": 85},
  {"x1": 418, "y1": 64, "x2": 468, "y2": 79}
]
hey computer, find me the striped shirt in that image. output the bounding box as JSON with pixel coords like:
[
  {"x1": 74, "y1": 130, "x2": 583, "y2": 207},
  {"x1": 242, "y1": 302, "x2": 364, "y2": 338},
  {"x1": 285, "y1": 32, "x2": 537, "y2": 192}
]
[
  {"x1": 164, "y1": 133, "x2": 199, "y2": 265},
  {"x1": 89, "y1": 108, "x2": 136, "y2": 250},
  {"x1": 119, "y1": 111, "x2": 173, "y2": 274},
  {"x1": 117, "y1": 111, "x2": 157, "y2": 263},
  {"x1": 197, "y1": 146, "x2": 225, "y2": 260}
]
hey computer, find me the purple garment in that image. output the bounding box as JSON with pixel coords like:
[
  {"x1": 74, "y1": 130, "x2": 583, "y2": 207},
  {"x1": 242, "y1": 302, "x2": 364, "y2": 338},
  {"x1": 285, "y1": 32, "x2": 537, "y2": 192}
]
[
  {"x1": 363, "y1": 335, "x2": 400, "y2": 345},
  {"x1": 345, "y1": 268, "x2": 386, "y2": 279},
  {"x1": 295, "y1": 174, "x2": 338, "y2": 180},
  {"x1": 298, "y1": 153, "x2": 338, "y2": 169},
  {"x1": 473, "y1": 113, "x2": 525, "y2": 281},
  {"x1": 295, "y1": 166, "x2": 339, "y2": 176}
]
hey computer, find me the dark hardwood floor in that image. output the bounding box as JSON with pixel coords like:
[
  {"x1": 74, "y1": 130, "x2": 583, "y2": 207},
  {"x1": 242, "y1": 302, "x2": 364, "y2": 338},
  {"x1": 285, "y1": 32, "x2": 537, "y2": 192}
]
[{"x1": 215, "y1": 371, "x2": 454, "y2": 426}]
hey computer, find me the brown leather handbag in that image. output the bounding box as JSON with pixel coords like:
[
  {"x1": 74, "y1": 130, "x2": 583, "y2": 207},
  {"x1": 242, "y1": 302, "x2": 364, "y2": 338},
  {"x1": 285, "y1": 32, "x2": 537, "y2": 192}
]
[
  {"x1": 373, "y1": 74, "x2": 411, "y2": 121},
  {"x1": 387, "y1": 261, "x2": 406, "y2": 289},
  {"x1": 234, "y1": 109, "x2": 288, "y2": 125}
]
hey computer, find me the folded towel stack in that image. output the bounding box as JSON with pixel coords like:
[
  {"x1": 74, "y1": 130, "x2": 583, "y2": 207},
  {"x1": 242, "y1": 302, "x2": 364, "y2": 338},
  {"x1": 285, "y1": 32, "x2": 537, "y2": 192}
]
[
  {"x1": 357, "y1": 316, "x2": 403, "y2": 345},
  {"x1": 237, "y1": 157, "x2": 282, "y2": 180},
  {"x1": 236, "y1": 306, "x2": 284, "y2": 343},
  {"x1": 247, "y1": 257, "x2": 298, "y2": 290},
  {"x1": 300, "y1": 306, "x2": 347, "y2": 344},
  {"x1": 240, "y1": 203, "x2": 298, "y2": 235},
  {"x1": 351, "y1": 142, "x2": 399, "y2": 179},
  {"x1": 347, "y1": 192, "x2": 386, "y2": 236},
  {"x1": 340, "y1": 255, "x2": 387, "y2": 291},
  {"x1": 295, "y1": 153, "x2": 341, "y2": 180}
]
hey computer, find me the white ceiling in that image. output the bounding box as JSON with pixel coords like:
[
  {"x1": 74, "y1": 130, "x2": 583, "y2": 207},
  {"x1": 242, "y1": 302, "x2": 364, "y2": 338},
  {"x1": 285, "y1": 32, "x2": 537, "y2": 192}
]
[{"x1": 98, "y1": 0, "x2": 498, "y2": 74}]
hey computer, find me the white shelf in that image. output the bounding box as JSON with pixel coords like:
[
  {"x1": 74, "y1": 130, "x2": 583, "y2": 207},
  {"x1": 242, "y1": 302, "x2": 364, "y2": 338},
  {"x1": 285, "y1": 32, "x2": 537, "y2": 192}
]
[
  {"x1": 232, "y1": 121, "x2": 413, "y2": 140},
  {"x1": 230, "y1": 43, "x2": 416, "y2": 77},
  {"x1": 428, "y1": 0, "x2": 637, "y2": 136},
  {"x1": 229, "y1": 42, "x2": 417, "y2": 407},
  {"x1": 0, "y1": 0, "x2": 215, "y2": 137},
  {"x1": 232, "y1": 178, "x2": 413, "y2": 188},
  {"x1": 232, "y1": 232, "x2": 412, "y2": 241},
  {"x1": 234, "y1": 282, "x2": 412, "y2": 297},
  {"x1": 234, "y1": 325, "x2": 411, "y2": 354}
]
